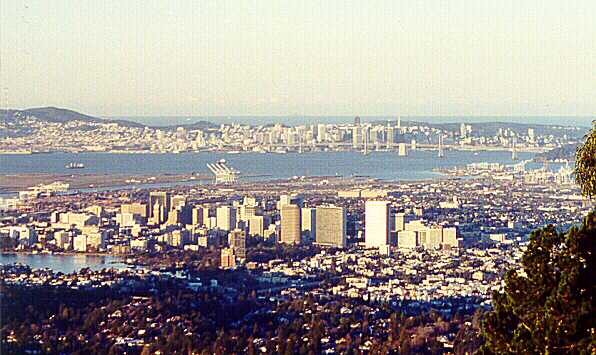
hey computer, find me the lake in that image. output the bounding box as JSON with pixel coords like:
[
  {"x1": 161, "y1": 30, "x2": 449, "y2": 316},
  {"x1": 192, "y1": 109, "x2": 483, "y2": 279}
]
[{"x1": 0, "y1": 253, "x2": 129, "y2": 274}]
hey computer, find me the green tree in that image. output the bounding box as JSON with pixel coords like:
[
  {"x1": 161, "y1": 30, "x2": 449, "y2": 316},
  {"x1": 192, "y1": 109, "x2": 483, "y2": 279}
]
[
  {"x1": 575, "y1": 122, "x2": 596, "y2": 198},
  {"x1": 480, "y1": 215, "x2": 596, "y2": 354},
  {"x1": 480, "y1": 125, "x2": 596, "y2": 354}
]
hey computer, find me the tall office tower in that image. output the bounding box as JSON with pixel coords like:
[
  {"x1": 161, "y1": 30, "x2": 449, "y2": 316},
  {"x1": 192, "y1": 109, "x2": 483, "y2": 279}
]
[
  {"x1": 411, "y1": 138, "x2": 417, "y2": 151},
  {"x1": 192, "y1": 207, "x2": 205, "y2": 226},
  {"x1": 280, "y1": 204, "x2": 301, "y2": 244},
  {"x1": 398, "y1": 143, "x2": 408, "y2": 156},
  {"x1": 176, "y1": 126, "x2": 188, "y2": 140},
  {"x1": 317, "y1": 124, "x2": 327, "y2": 143},
  {"x1": 369, "y1": 127, "x2": 379, "y2": 144},
  {"x1": 398, "y1": 230, "x2": 418, "y2": 249},
  {"x1": 397, "y1": 115, "x2": 401, "y2": 129},
  {"x1": 395, "y1": 212, "x2": 406, "y2": 232},
  {"x1": 151, "y1": 202, "x2": 165, "y2": 225},
  {"x1": 387, "y1": 125, "x2": 395, "y2": 148},
  {"x1": 195, "y1": 131, "x2": 206, "y2": 147},
  {"x1": 527, "y1": 128, "x2": 535, "y2": 142},
  {"x1": 216, "y1": 206, "x2": 237, "y2": 231},
  {"x1": 511, "y1": 136, "x2": 518, "y2": 161},
  {"x1": 460, "y1": 123, "x2": 467, "y2": 138},
  {"x1": 228, "y1": 229, "x2": 246, "y2": 259},
  {"x1": 301, "y1": 207, "x2": 316, "y2": 242},
  {"x1": 362, "y1": 125, "x2": 370, "y2": 145},
  {"x1": 248, "y1": 215, "x2": 265, "y2": 237},
  {"x1": 315, "y1": 206, "x2": 347, "y2": 248},
  {"x1": 220, "y1": 248, "x2": 236, "y2": 269},
  {"x1": 365, "y1": 201, "x2": 391, "y2": 248},
  {"x1": 352, "y1": 126, "x2": 362, "y2": 148},
  {"x1": 149, "y1": 191, "x2": 171, "y2": 220},
  {"x1": 354, "y1": 116, "x2": 361, "y2": 126}
]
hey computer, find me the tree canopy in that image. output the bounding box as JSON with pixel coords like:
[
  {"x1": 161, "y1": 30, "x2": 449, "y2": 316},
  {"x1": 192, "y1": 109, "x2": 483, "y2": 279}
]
[
  {"x1": 481, "y1": 122, "x2": 596, "y2": 354},
  {"x1": 575, "y1": 122, "x2": 596, "y2": 199},
  {"x1": 479, "y1": 213, "x2": 596, "y2": 354}
]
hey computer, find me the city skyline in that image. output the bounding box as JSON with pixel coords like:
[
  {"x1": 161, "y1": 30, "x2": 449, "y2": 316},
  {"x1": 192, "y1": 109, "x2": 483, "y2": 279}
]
[{"x1": 1, "y1": 1, "x2": 595, "y2": 117}]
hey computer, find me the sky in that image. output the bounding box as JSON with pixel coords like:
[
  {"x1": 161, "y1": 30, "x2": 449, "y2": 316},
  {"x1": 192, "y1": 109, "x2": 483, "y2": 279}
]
[{"x1": 0, "y1": 0, "x2": 595, "y2": 117}]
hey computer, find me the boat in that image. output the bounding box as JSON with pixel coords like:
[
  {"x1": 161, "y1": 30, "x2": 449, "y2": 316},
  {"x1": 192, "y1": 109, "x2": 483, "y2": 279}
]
[{"x1": 65, "y1": 162, "x2": 85, "y2": 169}]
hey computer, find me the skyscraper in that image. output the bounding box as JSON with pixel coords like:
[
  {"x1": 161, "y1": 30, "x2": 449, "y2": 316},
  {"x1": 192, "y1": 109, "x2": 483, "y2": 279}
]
[
  {"x1": 280, "y1": 204, "x2": 301, "y2": 244},
  {"x1": 354, "y1": 116, "x2": 361, "y2": 126},
  {"x1": 315, "y1": 206, "x2": 346, "y2": 248},
  {"x1": 353, "y1": 126, "x2": 362, "y2": 148},
  {"x1": 216, "y1": 206, "x2": 237, "y2": 231},
  {"x1": 317, "y1": 124, "x2": 327, "y2": 143},
  {"x1": 192, "y1": 207, "x2": 204, "y2": 226},
  {"x1": 365, "y1": 201, "x2": 391, "y2": 248},
  {"x1": 149, "y1": 191, "x2": 171, "y2": 220},
  {"x1": 301, "y1": 207, "x2": 316, "y2": 242},
  {"x1": 395, "y1": 212, "x2": 406, "y2": 232},
  {"x1": 387, "y1": 125, "x2": 394, "y2": 149},
  {"x1": 248, "y1": 215, "x2": 265, "y2": 237}
]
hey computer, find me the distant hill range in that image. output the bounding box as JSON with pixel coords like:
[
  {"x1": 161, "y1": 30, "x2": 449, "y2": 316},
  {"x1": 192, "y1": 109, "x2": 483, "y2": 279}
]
[
  {"x1": 534, "y1": 143, "x2": 579, "y2": 162},
  {"x1": 0, "y1": 107, "x2": 216, "y2": 130},
  {"x1": 376, "y1": 119, "x2": 589, "y2": 138},
  {"x1": 0, "y1": 107, "x2": 589, "y2": 136}
]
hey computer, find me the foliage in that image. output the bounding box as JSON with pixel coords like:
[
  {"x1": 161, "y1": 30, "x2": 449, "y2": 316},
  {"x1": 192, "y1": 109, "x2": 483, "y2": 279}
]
[
  {"x1": 479, "y1": 212, "x2": 596, "y2": 354},
  {"x1": 575, "y1": 122, "x2": 596, "y2": 198}
]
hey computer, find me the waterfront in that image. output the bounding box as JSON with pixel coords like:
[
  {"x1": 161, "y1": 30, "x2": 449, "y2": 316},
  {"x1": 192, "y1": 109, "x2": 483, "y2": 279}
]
[
  {"x1": 0, "y1": 150, "x2": 533, "y2": 181},
  {"x1": 0, "y1": 253, "x2": 128, "y2": 274}
]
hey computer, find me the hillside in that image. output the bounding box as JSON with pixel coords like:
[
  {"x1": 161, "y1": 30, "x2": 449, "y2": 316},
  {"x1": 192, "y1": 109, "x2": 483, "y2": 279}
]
[
  {"x1": 0, "y1": 107, "x2": 145, "y2": 128},
  {"x1": 0, "y1": 107, "x2": 220, "y2": 131}
]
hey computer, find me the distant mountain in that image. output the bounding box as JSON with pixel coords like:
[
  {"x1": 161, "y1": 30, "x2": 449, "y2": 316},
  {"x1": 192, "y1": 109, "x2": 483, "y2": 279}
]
[
  {"x1": 0, "y1": 107, "x2": 221, "y2": 130},
  {"x1": 0, "y1": 107, "x2": 146, "y2": 128}
]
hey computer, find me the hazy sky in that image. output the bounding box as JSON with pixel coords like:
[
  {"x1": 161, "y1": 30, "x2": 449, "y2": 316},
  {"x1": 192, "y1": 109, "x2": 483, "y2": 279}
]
[{"x1": 1, "y1": 0, "x2": 594, "y2": 116}]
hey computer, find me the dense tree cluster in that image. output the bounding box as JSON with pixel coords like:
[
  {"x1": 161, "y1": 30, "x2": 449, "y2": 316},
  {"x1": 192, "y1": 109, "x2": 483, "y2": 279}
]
[
  {"x1": 481, "y1": 124, "x2": 596, "y2": 354},
  {"x1": 1, "y1": 281, "x2": 486, "y2": 354},
  {"x1": 479, "y1": 212, "x2": 596, "y2": 354}
]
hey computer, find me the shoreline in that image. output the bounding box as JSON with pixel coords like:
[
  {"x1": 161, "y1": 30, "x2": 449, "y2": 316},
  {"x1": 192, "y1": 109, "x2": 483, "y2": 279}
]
[
  {"x1": 0, "y1": 145, "x2": 547, "y2": 155},
  {"x1": 0, "y1": 250, "x2": 123, "y2": 258}
]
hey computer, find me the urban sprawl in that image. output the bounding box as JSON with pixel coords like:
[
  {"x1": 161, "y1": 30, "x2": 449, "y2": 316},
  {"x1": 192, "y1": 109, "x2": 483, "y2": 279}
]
[{"x1": 1, "y1": 157, "x2": 591, "y2": 353}]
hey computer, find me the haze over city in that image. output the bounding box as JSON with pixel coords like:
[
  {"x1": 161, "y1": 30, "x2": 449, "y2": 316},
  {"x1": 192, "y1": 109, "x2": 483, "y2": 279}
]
[{"x1": 1, "y1": 0, "x2": 595, "y2": 117}]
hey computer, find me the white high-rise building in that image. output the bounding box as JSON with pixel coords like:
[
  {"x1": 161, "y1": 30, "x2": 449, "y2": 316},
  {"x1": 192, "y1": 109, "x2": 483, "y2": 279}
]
[
  {"x1": 352, "y1": 126, "x2": 362, "y2": 148},
  {"x1": 216, "y1": 206, "x2": 237, "y2": 231},
  {"x1": 398, "y1": 143, "x2": 408, "y2": 156},
  {"x1": 317, "y1": 124, "x2": 327, "y2": 143},
  {"x1": 365, "y1": 201, "x2": 391, "y2": 249}
]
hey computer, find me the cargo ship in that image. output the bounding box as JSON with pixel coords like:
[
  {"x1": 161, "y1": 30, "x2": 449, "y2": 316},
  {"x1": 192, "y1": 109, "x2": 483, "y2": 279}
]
[{"x1": 65, "y1": 162, "x2": 85, "y2": 169}]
